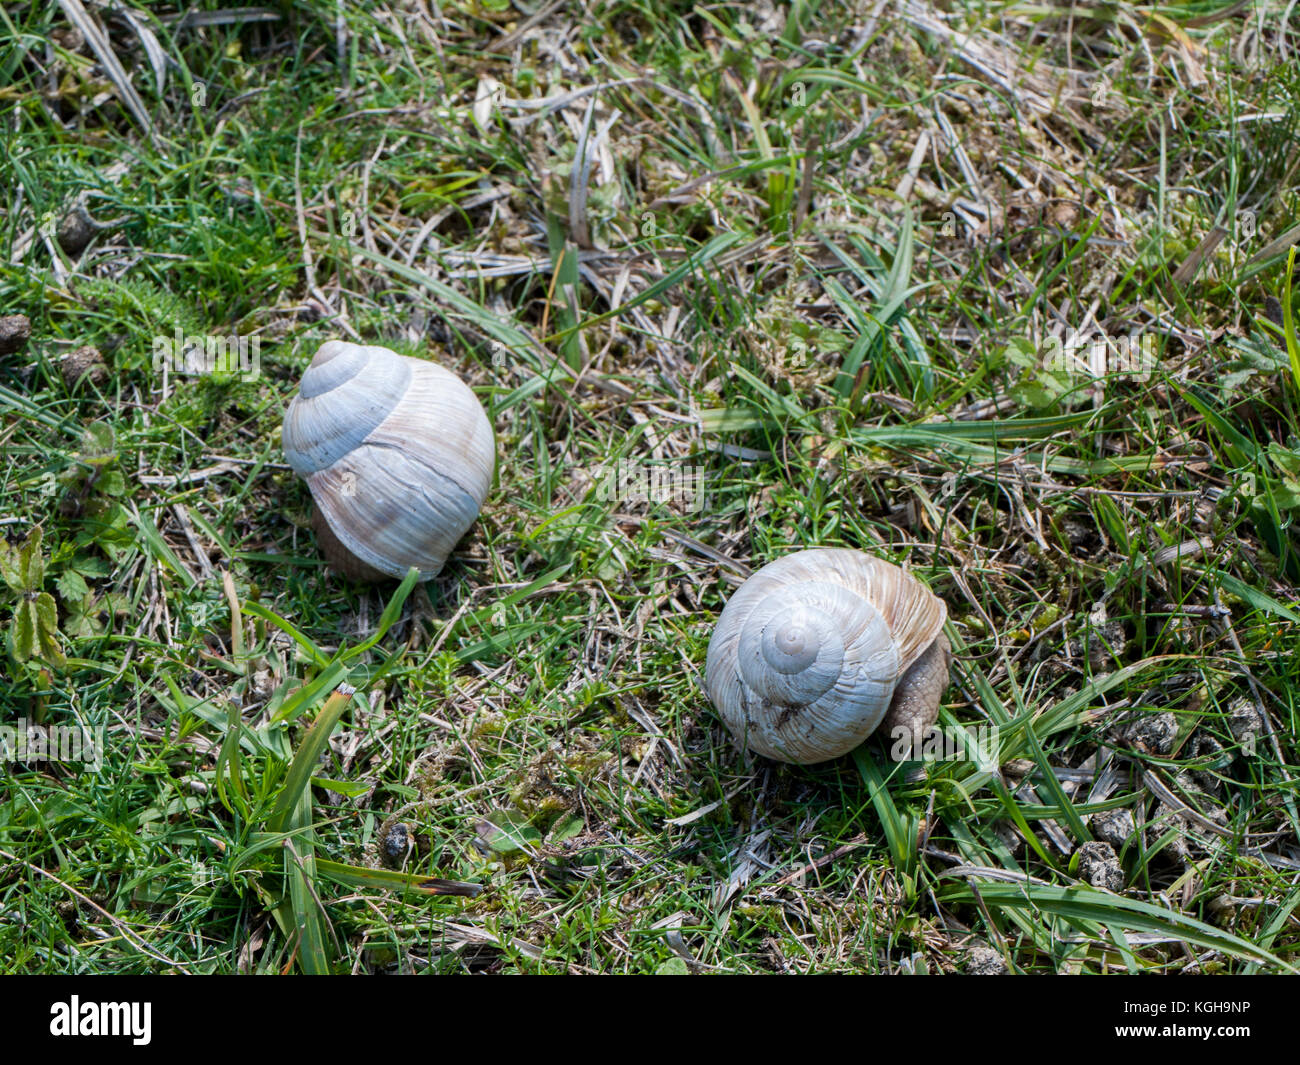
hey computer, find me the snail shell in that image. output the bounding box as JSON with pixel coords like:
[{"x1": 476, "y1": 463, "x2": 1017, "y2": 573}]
[
  {"x1": 282, "y1": 341, "x2": 495, "y2": 580},
  {"x1": 705, "y1": 548, "x2": 951, "y2": 764}
]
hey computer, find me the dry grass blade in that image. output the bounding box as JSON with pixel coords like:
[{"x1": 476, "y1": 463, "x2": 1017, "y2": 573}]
[{"x1": 57, "y1": 0, "x2": 158, "y2": 145}]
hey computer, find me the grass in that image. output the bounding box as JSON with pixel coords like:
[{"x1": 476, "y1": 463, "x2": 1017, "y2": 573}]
[{"x1": 0, "y1": 0, "x2": 1298, "y2": 974}]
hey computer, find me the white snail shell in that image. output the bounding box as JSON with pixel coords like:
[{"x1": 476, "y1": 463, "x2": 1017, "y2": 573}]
[
  {"x1": 282, "y1": 340, "x2": 495, "y2": 580},
  {"x1": 705, "y1": 548, "x2": 951, "y2": 764}
]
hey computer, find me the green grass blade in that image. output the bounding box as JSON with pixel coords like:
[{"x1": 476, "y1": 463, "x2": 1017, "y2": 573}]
[
  {"x1": 941, "y1": 880, "x2": 1295, "y2": 972},
  {"x1": 315, "y1": 859, "x2": 483, "y2": 898},
  {"x1": 268, "y1": 685, "x2": 354, "y2": 836},
  {"x1": 852, "y1": 748, "x2": 917, "y2": 884},
  {"x1": 283, "y1": 790, "x2": 332, "y2": 974},
  {"x1": 1282, "y1": 246, "x2": 1300, "y2": 396},
  {"x1": 339, "y1": 566, "x2": 421, "y2": 661}
]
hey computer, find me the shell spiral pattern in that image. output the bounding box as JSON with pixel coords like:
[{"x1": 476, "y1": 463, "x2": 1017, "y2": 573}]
[
  {"x1": 705, "y1": 548, "x2": 947, "y2": 763},
  {"x1": 282, "y1": 341, "x2": 495, "y2": 580}
]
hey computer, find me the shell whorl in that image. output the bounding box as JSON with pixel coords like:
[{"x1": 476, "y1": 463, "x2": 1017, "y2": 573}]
[
  {"x1": 282, "y1": 341, "x2": 495, "y2": 580},
  {"x1": 705, "y1": 549, "x2": 947, "y2": 764},
  {"x1": 283, "y1": 342, "x2": 412, "y2": 476}
]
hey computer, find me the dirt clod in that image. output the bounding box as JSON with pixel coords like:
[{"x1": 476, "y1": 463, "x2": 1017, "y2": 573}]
[
  {"x1": 1090, "y1": 808, "x2": 1135, "y2": 848},
  {"x1": 381, "y1": 823, "x2": 413, "y2": 868},
  {"x1": 60, "y1": 345, "x2": 108, "y2": 389},
  {"x1": 1123, "y1": 711, "x2": 1178, "y2": 756},
  {"x1": 57, "y1": 206, "x2": 99, "y2": 255},
  {"x1": 0, "y1": 314, "x2": 32, "y2": 355},
  {"x1": 964, "y1": 944, "x2": 1009, "y2": 975},
  {"x1": 1076, "y1": 841, "x2": 1124, "y2": 891}
]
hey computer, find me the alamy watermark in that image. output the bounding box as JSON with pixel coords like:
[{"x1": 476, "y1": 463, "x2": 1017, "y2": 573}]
[
  {"x1": 889, "y1": 724, "x2": 999, "y2": 769},
  {"x1": 1, "y1": 718, "x2": 104, "y2": 771},
  {"x1": 1038, "y1": 332, "x2": 1157, "y2": 380},
  {"x1": 591, "y1": 459, "x2": 707, "y2": 512},
  {"x1": 50, "y1": 997, "x2": 150, "y2": 1045},
  {"x1": 152, "y1": 328, "x2": 261, "y2": 380}
]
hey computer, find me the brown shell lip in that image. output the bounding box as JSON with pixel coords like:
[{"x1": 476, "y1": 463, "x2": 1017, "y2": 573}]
[{"x1": 309, "y1": 502, "x2": 396, "y2": 582}]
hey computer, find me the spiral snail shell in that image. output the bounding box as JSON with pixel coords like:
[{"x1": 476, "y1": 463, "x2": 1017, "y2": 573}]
[
  {"x1": 705, "y1": 548, "x2": 951, "y2": 764},
  {"x1": 282, "y1": 341, "x2": 495, "y2": 581}
]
